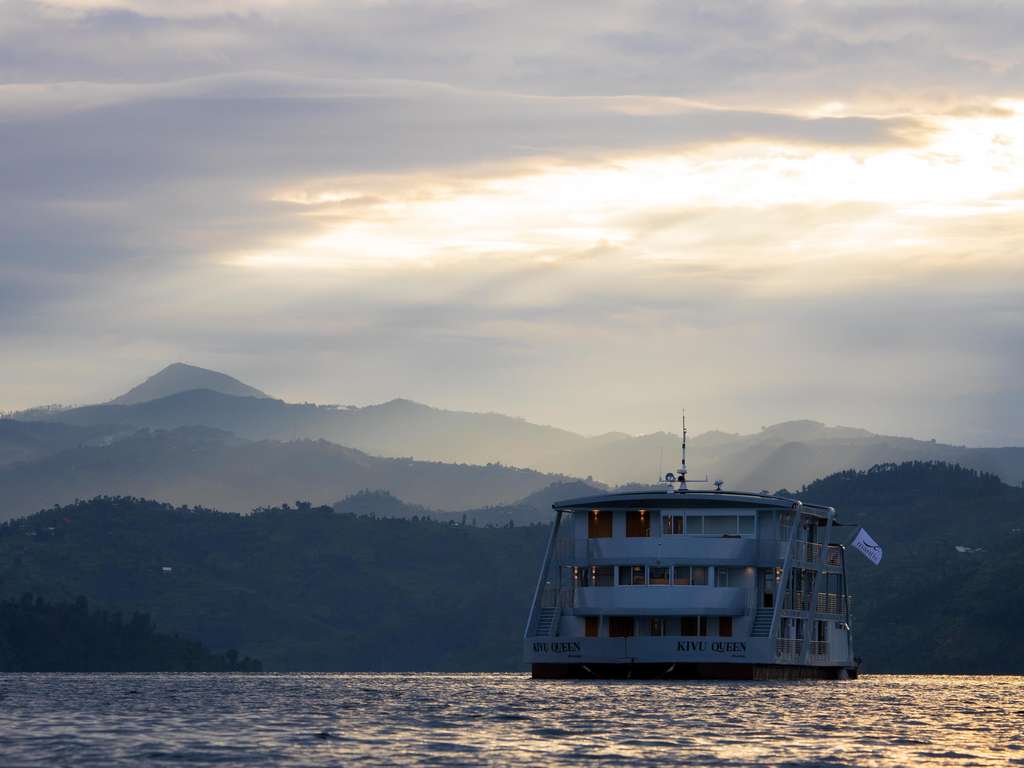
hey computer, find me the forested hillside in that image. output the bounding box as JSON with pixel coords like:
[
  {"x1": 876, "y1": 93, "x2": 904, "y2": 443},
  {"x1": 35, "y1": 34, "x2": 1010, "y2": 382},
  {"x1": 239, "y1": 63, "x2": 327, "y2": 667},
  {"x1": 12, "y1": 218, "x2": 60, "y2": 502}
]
[
  {"x1": 0, "y1": 594, "x2": 261, "y2": 672},
  {"x1": 0, "y1": 463, "x2": 1019, "y2": 673},
  {"x1": 798, "y1": 462, "x2": 1024, "y2": 673},
  {"x1": 0, "y1": 497, "x2": 548, "y2": 671}
]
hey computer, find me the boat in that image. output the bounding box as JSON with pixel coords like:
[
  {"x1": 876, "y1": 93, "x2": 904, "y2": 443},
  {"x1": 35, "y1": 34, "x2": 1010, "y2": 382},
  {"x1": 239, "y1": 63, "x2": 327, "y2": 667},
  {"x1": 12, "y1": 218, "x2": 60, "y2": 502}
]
[{"x1": 523, "y1": 416, "x2": 859, "y2": 680}]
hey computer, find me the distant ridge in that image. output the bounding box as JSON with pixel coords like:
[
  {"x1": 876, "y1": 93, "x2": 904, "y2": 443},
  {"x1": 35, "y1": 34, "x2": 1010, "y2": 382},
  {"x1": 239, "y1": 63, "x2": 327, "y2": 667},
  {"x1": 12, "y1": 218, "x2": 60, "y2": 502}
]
[{"x1": 110, "y1": 363, "x2": 270, "y2": 405}]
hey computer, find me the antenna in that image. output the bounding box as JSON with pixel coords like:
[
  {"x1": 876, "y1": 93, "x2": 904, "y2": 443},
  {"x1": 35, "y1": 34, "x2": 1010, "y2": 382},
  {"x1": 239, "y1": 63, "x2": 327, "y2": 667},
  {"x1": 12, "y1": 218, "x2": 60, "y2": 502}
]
[{"x1": 677, "y1": 410, "x2": 688, "y2": 491}]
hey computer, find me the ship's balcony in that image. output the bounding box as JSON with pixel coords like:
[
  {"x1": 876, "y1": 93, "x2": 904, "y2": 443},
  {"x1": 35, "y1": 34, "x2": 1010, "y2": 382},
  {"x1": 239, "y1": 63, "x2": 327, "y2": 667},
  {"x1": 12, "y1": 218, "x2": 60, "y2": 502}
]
[
  {"x1": 583, "y1": 536, "x2": 756, "y2": 565},
  {"x1": 781, "y1": 591, "x2": 848, "y2": 615},
  {"x1": 753, "y1": 540, "x2": 845, "y2": 569},
  {"x1": 574, "y1": 585, "x2": 747, "y2": 616},
  {"x1": 775, "y1": 639, "x2": 830, "y2": 663}
]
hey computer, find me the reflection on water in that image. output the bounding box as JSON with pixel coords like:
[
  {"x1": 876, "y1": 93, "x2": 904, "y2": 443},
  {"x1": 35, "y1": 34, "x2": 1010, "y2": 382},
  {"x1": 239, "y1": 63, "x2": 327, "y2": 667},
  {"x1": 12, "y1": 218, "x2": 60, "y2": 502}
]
[{"x1": 0, "y1": 674, "x2": 1021, "y2": 766}]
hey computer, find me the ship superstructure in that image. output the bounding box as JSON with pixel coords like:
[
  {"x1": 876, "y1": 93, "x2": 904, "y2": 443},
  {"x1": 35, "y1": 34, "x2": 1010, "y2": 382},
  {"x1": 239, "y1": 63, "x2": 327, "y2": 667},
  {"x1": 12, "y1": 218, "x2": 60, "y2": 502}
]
[{"x1": 523, "y1": 417, "x2": 858, "y2": 679}]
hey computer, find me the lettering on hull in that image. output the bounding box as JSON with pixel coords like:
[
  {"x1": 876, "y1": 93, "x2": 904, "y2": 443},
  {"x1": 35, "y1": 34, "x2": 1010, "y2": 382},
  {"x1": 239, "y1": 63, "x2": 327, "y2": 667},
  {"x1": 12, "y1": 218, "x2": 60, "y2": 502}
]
[
  {"x1": 677, "y1": 640, "x2": 747, "y2": 656},
  {"x1": 532, "y1": 641, "x2": 582, "y2": 654}
]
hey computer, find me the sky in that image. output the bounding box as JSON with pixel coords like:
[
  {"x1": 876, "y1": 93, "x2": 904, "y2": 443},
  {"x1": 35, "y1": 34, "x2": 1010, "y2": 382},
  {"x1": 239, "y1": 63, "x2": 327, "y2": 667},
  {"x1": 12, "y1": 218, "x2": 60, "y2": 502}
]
[{"x1": 2, "y1": 0, "x2": 1023, "y2": 445}]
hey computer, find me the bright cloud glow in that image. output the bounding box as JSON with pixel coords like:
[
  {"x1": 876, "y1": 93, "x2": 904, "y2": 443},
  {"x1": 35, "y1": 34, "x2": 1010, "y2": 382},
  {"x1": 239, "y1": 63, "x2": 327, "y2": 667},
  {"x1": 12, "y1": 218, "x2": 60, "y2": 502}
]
[{"x1": 237, "y1": 101, "x2": 1024, "y2": 276}]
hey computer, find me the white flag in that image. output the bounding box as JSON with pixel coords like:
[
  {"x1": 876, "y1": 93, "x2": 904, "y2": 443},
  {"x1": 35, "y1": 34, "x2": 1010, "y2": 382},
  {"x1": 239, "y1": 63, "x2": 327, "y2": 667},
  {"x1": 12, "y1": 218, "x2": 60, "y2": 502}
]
[{"x1": 851, "y1": 528, "x2": 883, "y2": 565}]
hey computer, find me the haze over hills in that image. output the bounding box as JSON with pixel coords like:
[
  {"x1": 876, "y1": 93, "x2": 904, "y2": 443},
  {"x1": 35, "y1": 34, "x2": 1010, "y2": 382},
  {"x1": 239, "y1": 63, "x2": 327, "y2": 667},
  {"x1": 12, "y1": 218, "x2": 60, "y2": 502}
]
[
  {"x1": 0, "y1": 426, "x2": 575, "y2": 522},
  {"x1": 333, "y1": 479, "x2": 603, "y2": 527},
  {"x1": 11, "y1": 363, "x2": 1024, "y2": 493}
]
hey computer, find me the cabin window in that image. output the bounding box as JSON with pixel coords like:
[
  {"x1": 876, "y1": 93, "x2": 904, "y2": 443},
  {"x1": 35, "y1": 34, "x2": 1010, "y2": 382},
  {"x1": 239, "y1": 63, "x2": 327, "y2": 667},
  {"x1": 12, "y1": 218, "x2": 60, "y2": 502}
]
[
  {"x1": 681, "y1": 616, "x2": 708, "y2": 636},
  {"x1": 609, "y1": 617, "x2": 635, "y2": 638},
  {"x1": 649, "y1": 618, "x2": 665, "y2": 636},
  {"x1": 619, "y1": 565, "x2": 646, "y2": 585},
  {"x1": 663, "y1": 515, "x2": 686, "y2": 534},
  {"x1": 718, "y1": 616, "x2": 733, "y2": 637},
  {"x1": 672, "y1": 566, "x2": 708, "y2": 586},
  {"x1": 715, "y1": 567, "x2": 733, "y2": 587},
  {"x1": 592, "y1": 566, "x2": 615, "y2": 587},
  {"x1": 588, "y1": 510, "x2": 613, "y2": 538},
  {"x1": 738, "y1": 515, "x2": 755, "y2": 535},
  {"x1": 649, "y1": 566, "x2": 670, "y2": 585},
  {"x1": 686, "y1": 515, "x2": 704, "y2": 535},
  {"x1": 626, "y1": 510, "x2": 650, "y2": 537},
  {"x1": 704, "y1": 515, "x2": 737, "y2": 535},
  {"x1": 585, "y1": 616, "x2": 599, "y2": 637},
  {"x1": 663, "y1": 516, "x2": 673, "y2": 535}
]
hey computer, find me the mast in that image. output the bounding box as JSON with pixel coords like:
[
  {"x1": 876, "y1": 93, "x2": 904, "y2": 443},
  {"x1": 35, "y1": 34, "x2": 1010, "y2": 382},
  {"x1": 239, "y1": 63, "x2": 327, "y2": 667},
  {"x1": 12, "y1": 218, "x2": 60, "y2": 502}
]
[{"x1": 678, "y1": 411, "x2": 688, "y2": 491}]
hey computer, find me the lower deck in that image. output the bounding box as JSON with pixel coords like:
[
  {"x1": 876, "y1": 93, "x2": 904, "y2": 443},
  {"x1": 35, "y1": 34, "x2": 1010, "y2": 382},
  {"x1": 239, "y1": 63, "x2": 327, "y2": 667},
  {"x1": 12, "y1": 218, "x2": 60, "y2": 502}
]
[{"x1": 532, "y1": 662, "x2": 857, "y2": 680}]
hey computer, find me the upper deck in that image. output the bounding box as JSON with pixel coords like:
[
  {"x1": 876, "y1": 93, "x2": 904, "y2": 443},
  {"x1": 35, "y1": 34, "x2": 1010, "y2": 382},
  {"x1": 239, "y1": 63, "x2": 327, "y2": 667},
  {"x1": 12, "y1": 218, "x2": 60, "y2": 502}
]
[{"x1": 553, "y1": 489, "x2": 833, "y2": 517}]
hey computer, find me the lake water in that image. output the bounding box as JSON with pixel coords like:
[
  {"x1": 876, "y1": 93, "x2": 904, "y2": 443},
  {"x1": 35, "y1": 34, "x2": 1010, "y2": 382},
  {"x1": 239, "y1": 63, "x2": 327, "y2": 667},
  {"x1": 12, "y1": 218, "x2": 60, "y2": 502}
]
[{"x1": 0, "y1": 674, "x2": 1021, "y2": 766}]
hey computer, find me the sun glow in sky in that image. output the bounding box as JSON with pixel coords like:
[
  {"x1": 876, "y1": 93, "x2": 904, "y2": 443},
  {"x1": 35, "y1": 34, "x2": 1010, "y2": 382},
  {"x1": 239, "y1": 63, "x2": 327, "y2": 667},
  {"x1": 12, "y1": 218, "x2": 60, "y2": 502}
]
[{"x1": 237, "y1": 101, "x2": 1024, "y2": 278}]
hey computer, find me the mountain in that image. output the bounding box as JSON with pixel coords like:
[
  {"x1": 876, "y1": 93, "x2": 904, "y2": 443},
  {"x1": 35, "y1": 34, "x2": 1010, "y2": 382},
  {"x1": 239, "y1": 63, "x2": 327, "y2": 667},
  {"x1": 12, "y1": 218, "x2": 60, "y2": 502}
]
[
  {"x1": 0, "y1": 426, "x2": 574, "y2": 522},
  {"x1": 109, "y1": 362, "x2": 270, "y2": 405},
  {"x1": 1, "y1": 462, "x2": 1021, "y2": 672},
  {"x1": 19, "y1": 389, "x2": 1024, "y2": 489},
  {"x1": 12, "y1": 364, "x2": 1024, "y2": 489},
  {"x1": 0, "y1": 420, "x2": 130, "y2": 468},
  {"x1": 332, "y1": 479, "x2": 603, "y2": 526}
]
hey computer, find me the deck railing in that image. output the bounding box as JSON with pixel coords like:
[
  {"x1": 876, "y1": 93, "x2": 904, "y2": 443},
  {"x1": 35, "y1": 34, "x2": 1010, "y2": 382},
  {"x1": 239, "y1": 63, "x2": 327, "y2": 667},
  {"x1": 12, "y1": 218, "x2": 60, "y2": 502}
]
[
  {"x1": 782, "y1": 591, "x2": 847, "y2": 614},
  {"x1": 787, "y1": 541, "x2": 844, "y2": 567},
  {"x1": 775, "y1": 638, "x2": 803, "y2": 658},
  {"x1": 539, "y1": 584, "x2": 575, "y2": 609},
  {"x1": 825, "y1": 545, "x2": 843, "y2": 567},
  {"x1": 553, "y1": 532, "x2": 575, "y2": 563},
  {"x1": 775, "y1": 639, "x2": 829, "y2": 660},
  {"x1": 816, "y1": 592, "x2": 847, "y2": 615}
]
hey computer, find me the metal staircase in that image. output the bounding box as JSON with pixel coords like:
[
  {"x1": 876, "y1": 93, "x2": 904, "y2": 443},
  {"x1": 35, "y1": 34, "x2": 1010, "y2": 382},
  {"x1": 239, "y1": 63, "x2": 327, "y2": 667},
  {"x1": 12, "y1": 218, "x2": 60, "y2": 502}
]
[
  {"x1": 534, "y1": 606, "x2": 560, "y2": 637},
  {"x1": 751, "y1": 608, "x2": 773, "y2": 638}
]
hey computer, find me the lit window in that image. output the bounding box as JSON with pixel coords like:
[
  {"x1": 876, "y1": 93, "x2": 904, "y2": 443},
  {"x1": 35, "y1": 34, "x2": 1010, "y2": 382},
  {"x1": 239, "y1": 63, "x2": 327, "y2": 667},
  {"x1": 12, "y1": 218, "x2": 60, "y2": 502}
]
[
  {"x1": 673, "y1": 565, "x2": 691, "y2": 585},
  {"x1": 588, "y1": 510, "x2": 613, "y2": 538},
  {"x1": 691, "y1": 566, "x2": 708, "y2": 586},
  {"x1": 650, "y1": 617, "x2": 665, "y2": 636},
  {"x1": 649, "y1": 566, "x2": 670, "y2": 585},
  {"x1": 626, "y1": 510, "x2": 650, "y2": 537},
  {"x1": 618, "y1": 565, "x2": 646, "y2": 585}
]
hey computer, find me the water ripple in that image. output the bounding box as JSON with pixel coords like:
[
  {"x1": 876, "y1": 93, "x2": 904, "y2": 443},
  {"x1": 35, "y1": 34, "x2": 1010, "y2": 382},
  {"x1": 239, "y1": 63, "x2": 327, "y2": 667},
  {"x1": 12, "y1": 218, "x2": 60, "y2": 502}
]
[{"x1": 0, "y1": 674, "x2": 1021, "y2": 766}]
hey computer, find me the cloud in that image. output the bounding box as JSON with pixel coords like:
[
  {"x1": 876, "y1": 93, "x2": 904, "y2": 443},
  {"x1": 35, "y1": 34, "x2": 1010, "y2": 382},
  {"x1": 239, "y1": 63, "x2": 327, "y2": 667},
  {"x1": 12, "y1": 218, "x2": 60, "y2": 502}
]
[{"x1": 1, "y1": 0, "x2": 1022, "y2": 446}]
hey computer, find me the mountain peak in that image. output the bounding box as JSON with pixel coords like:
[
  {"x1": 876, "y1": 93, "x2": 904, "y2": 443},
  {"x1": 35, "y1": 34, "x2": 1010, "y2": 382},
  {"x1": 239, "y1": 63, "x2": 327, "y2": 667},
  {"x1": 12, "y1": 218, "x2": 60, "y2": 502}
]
[
  {"x1": 109, "y1": 363, "x2": 271, "y2": 406},
  {"x1": 758, "y1": 420, "x2": 873, "y2": 441}
]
